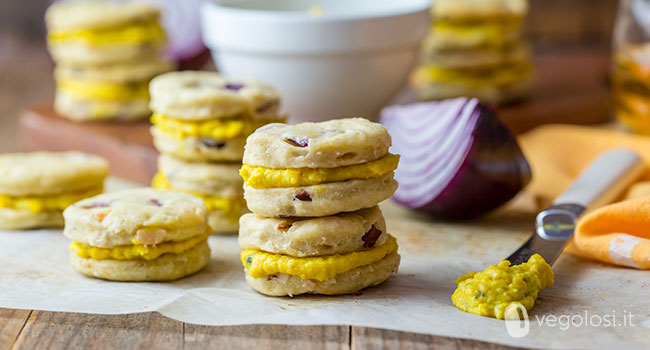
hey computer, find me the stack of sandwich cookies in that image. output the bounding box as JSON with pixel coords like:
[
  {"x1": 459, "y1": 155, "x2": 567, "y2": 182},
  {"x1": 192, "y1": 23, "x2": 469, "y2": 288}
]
[
  {"x1": 240, "y1": 118, "x2": 399, "y2": 217},
  {"x1": 152, "y1": 154, "x2": 245, "y2": 234},
  {"x1": 239, "y1": 207, "x2": 400, "y2": 296},
  {"x1": 0, "y1": 152, "x2": 108, "y2": 230},
  {"x1": 149, "y1": 71, "x2": 283, "y2": 161},
  {"x1": 411, "y1": 0, "x2": 532, "y2": 104},
  {"x1": 149, "y1": 71, "x2": 283, "y2": 234},
  {"x1": 239, "y1": 118, "x2": 401, "y2": 296},
  {"x1": 64, "y1": 188, "x2": 211, "y2": 281},
  {"x1": 45, "y1": 1, "x2": 173, "y2": 121}
]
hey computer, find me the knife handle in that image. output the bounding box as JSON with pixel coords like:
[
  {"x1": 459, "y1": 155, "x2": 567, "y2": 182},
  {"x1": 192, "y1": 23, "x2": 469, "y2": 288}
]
[{"x1": 553, "y1": 149, "x2": 644, "y2": 209}]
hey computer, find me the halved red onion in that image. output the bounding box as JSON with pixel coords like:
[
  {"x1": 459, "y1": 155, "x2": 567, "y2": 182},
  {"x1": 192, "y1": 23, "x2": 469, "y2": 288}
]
[{"x1": 380, "y1": 98, "x2": 531, "y2": 219}]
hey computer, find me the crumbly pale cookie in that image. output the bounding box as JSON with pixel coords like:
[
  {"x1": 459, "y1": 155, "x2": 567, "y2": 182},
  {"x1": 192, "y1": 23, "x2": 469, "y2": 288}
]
[
  {"x1": 244, "y1": 172, "x2": 397, "y2": 217},
  {"x1": 0, "y1": 209, "x2": 64, "y2": 230},
  {"x1": 64, "y1": 188, "x2": 211, "y2": 281},
  {"x1": 412, "y1": 76, "x2": 532, "y2": 104},
  {"x1": 151, "y1": 126, "x2": 246, "y2": 162},
  {"x1": 238, "y1": 206, "x2": 387, "y2": 257},
  {"x1": 243, "y1": 118, "x2": 391, "y2": 169},
  {"x1": 421, "y1": 39, "x2": 530, "y2": 69},
  {"x1": 244, "y1": 252, "x2": 400, "y2": 296},
  {"x1": 46, "y1": 1, "x2": 166, "y2": 64},
  {"x1": 48, "y1": 43, "x2": 164, "y2": 66},
  {"x1": 71, "y1": 240, "x2": 210, "y2": 282},
  {"x1": 0, "y1": 152, "x2": 107, "y2": 230},
  {"x1": 0, "y1": 152, "x2": 108, "y2": 197},
  {"x1": 64, "y1": 188, "x2": 208, "y2": 247},
  {"x1": 433, "y1": 0, "x2": 528, "y2": 21},
  {"x1": 45, "y1": 1, "x2": 161, "y2": 32},
  {"x1": 55, "y1": 91, "x2": 151, "y2": 121},
  {"x1": 149, "y1": 71, "x2": 280, "y2": 120},
  {"x1": 55, "y1": 60, "x2": 175, "y2": 84},
  {"x1": 157, "y1": 154, "x2": 242, "y2": 197}
]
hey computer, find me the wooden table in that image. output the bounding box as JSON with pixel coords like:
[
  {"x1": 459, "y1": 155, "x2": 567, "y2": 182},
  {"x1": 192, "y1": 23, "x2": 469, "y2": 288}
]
[{"x1": 0, "y1": 36, "x2": 611, "y2": 349}]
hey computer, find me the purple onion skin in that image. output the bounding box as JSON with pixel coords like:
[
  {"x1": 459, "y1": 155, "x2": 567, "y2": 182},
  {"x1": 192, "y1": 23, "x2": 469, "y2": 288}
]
[{"x1": 414, "y1": 106, "x2": 531, "y2": 220}]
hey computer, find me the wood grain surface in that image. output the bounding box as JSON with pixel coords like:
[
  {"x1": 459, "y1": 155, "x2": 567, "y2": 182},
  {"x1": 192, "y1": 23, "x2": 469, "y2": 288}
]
[{"x1": 1, "y1": 310, "x2": 524, "y2": 350}]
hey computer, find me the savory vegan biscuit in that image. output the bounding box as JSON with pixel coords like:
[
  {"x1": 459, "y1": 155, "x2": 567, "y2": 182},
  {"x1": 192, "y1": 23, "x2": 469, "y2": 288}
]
[
  {"x1": 240, "y1": 118, "x2": 399, "y2": 217},
  {"x1": 45, "y1": 1, "x2": 167, "y2": 64},
  {"x1": 149, "y1": 71, "x2": 281, "y2": 120},
  {"x1": 54, "y1": 60, "x2": 174, "y2": 121},
  {"x1": 411, "y1": 62, "x2": 532, "y2": 103},
  {"x1": 152, "y1": 154, "x2": 246, "y2": 234},
  {"x1": 239, "y1": 207, "x2": 400, "y2": 296},
  {"x1": 238, "y1": 206, "x2": 387, "y2": 257},
  {"x1": 433, "y1": 0, "x2": 528, "y2": 22},
  {"x1": 64, "y1": 188, "x2": 211, "y2": 281},
  {"x1": 420, "y1": 37, "x2": 530, "y2": 69},
  {"x1": 0, "y1": 152, "x2": 108, "y2": 230},
  {"x1": 149, "y1": 71, "x2": 283, "y2": 161},
  {"x1": 412, "y1": 0, "x2": 531, "y2": 104}
]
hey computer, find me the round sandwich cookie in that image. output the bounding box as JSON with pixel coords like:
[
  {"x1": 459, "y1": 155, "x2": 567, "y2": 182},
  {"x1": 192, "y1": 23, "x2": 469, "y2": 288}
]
[
  {"x1": 149, "y1": 71, "x2": 281, "y2": 120},
  {"x1": 151, "y1": 126, "x2": 247, "y2": 162},
  {"x1": 239, "y1": 210, "x2": 399, "y2": 296},
  {"x1": 55, "y1": 93, "x2": 151, "y2": 122},
  {"x1": 45, "y1": 1, "x2": 166, "y2": 64},
  {"x1": 432, "y1": 0, "x2": 528, "y2": 22},
  {"x1": 410, "y1": 63, "x2": 532, "y2": 104},
  {"x1": 149, "y1": 71, "x2": 283, "y2": 161},
  {"x1": 240, "y1": 118, "x2": 399, "y2": 217},
  {"x1": 421, "y1": 37, "x2": 530, "y2": 69},
  {"x1": 0, "y1": 152, "x2": 109, "y2": 230},
  {"x1": 54, "y1": 60, "x2": 173, "y2": 122},
  {"x1": 55, "y1": 59, "x2": 175, "y2": 85},
  {"x1": 152, "y1": 154, "x2": 246, "y2": 234},
  {"x1": 64, "y1": 188, "x2": 211, "y2": 281},
  {"x1": 238, "y1": 206, "x2": 387, "y2": 257}
]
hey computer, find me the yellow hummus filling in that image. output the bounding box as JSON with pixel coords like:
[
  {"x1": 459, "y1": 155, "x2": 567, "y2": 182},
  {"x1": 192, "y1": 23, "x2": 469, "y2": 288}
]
[
  {"x1": 48, "y1": 18, "x2": 165, "y2": 46},
  {"x1": 70, "y1": 233, "x2": 210, "y2": 261},
  {"x1": 0, "y1": 186, "x2": 103, "y2": 214},
  {"x1": 151, "y1": 172, "x2": 244, "y2": 224},
  {"x1": 412, "y1": 64, "x2": 531, "y2": 89},
  {"x1": 240, "y1": 153, "x2": 400, "y2": 189},
  {"x1": 241, "y1": 235, "x2": 398, "y2": 281},
  {"x1": 452, "y1": 254, "x2": 554, "y2": 319},
  {"x1": 151, "y1": 113, "x2": 257, "y2": 141},
  {"x1": 57, "y1": 78, "x2": 150, "y2": 102}
]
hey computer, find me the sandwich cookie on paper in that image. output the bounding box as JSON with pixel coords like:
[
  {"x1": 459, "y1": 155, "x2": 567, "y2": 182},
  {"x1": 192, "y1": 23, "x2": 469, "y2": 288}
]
[
  {"x1": 149, "y1": 71, "x2": 283, "y2": 161},
  {"x1": 152, "y1": 154, "x2": 246, "y2": 234},
  {"x1": 238, "y1": 206, "x2": 400, "y2": 296},
  {"x1": 0, "y1": 152, "x2": 108, "y2": 230},
  {"x1": 64, "y1": 188, "x2": 211, "y2": 281},
  {"x1": 240, "y1": 118, "x2": 399, "y2": 217}
]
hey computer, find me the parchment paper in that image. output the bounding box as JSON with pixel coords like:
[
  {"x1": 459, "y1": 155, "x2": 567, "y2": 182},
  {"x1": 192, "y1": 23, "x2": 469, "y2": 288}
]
[{"x1": 1, "y1": 179, "x2": 648, "y2": 349}]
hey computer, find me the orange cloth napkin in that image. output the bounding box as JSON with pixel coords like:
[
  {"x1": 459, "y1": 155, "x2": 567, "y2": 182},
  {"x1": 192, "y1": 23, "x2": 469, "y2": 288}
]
[{"x1": 519, "y1": 124, "x2": 650, "y2": 269}]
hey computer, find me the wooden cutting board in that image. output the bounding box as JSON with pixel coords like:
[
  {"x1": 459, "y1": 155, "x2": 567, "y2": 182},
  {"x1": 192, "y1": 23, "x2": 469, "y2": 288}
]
[{"x1": 18, "y1": 48, "x2": 612, "y2": 184}]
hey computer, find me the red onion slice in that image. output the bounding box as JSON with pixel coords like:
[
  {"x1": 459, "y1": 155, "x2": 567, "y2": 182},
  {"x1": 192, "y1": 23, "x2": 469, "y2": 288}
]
[{"x1": 381, "y1": 98, "x2": 531, "y2": 219}]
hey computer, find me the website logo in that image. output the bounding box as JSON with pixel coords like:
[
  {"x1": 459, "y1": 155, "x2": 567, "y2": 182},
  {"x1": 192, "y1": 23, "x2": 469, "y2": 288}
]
[{"x1": 504, "y1": 303, "x2": 530, "y2": 337}]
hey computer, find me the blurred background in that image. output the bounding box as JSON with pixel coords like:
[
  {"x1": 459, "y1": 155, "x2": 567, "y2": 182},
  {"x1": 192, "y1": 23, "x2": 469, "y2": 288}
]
[{"x1": 0, "y1": 0, "x2": 619, "y2": 153}]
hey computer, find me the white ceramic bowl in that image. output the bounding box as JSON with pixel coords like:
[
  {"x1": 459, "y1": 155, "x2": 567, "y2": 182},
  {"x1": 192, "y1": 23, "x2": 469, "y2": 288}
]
[{"x1": 201, "y1": 0, "x2": 430, "y2": 123}]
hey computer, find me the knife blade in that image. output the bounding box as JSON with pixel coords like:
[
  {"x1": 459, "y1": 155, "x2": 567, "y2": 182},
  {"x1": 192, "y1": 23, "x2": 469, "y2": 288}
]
[{"x1": 507, "y1": 149, "x2": 644, "y2": 266}]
